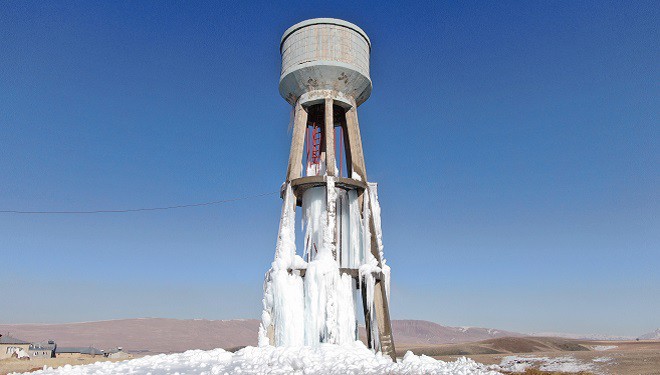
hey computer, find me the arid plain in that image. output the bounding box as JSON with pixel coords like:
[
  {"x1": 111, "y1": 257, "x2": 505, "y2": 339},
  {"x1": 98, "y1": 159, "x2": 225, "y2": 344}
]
[{"x1": 1, "y1": 319, "x2": 657, "y2": 375}]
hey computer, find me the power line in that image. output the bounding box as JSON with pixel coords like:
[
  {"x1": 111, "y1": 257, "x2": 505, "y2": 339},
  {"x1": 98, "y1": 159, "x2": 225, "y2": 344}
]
[{"x1": 0, "y1": 191, "x2": 279, "y2": 214}]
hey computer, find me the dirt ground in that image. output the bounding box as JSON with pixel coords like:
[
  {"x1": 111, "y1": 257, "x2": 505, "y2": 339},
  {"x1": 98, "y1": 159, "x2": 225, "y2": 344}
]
[
  {"x1": 0, "y1": 356, "x2": 140, "y2": 375},
  {"x1": 428, "y1": 341, "x2": 660, "y2": 375},
  {"x1": 2, "y1": 341, "x2": 658, "y2": 375}
]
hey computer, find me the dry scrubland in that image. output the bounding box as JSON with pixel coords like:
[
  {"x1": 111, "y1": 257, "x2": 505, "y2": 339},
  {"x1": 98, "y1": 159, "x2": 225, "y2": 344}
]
[
  {"x1": 0, "y1": 356, "x2": 135, "y2": 375},
  {"x1": 1, "y1": 319, "x2": 657, "y2": 374},
  {"x1": 3, "y1": 340, "x2": 659, "y2": 375},
  {"x1": 501, "y1": 370, "x2": 594, "y2": 375},
  {"x1": 399, "y1": 338, "x2": 660, "y2": 375}
]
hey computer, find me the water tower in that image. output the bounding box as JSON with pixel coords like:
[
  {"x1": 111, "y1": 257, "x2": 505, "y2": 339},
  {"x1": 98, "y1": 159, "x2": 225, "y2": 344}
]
[{"x1": 259, "y1": 18, "x2": 396, "y2": 360}]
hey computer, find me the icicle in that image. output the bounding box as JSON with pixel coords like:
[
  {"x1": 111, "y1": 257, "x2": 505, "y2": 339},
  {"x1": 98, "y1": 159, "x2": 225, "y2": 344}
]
[
  {"x1": 381, "y1": 264, "x2": 391, "y2": 302},
  {"x1": 259, "y1": 184, "x2": 305, "y2": 346},
  {"x1": 324, "y1": 177, "x2": 338, "y2": 260},
  {"x1": 336, "y1": 273, "x2": 357, "y2": 344},
  {"x1": 348, "y1": 190, "x2": 362, "y2": 269},
  {"x1": 367, "y1": 183, "x2": 385, "y2": 262},
  {"x1": 271, "y1": 268, "x2": 304, "y2": 346},
  {"x1": 302, "y1": 187, "x2": 326, "y2": 261},
  {"x1": 258, "y1": 272, "x2": 273, "y2": 347},
  {"x1": 367, "y1": 183, "x2": 391, "y2": 302},
  {"x1": 274, "y1": 184, "x2": 297, "y2": 268},
  {"x1": 362, "y1": 187, "x2": 372, "y2": 267},
  {"x1": 359, "y1": 264, "x2": 381, "y2": 350},
  {"x1": 337, "y1": 190, "x2": 351, "y2": 268}
]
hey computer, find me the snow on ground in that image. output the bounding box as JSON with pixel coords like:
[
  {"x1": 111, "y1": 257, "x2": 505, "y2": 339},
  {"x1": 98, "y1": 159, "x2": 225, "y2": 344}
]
[
  {"x1": 13, "y1": 342, "x2": 502, "y2": 375},
  {"x1": 592, "y1": 356, "x2": 613, "y2": 362},
  {"x1": 592, "y1": 345, "x2": 617, "y2": 351},
  {"x1": 492, "y1": 355, "x2": 594, "y2": 373}
]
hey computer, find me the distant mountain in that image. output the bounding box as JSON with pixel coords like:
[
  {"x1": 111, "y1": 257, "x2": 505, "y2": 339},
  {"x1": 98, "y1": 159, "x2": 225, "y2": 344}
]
[
  {"x1": 639, "y1": 329, "x2": 660, "y2": 340},
  {"x1": 0, "y1": 318, "x2": 260, "y2": 353},
  {"x1": 389, "y1": 320, "x2": 525, "y2": 345},
  {"x1": 0, "y1": 318, "x2": 524, "y2": 353},
  {"x1": 530, "y1": 331, "x2": 633, "y2": 341}
]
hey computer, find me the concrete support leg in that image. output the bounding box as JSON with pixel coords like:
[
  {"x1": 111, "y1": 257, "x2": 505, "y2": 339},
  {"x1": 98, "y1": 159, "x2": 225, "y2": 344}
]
[
  {"x1": 361, "y1": 282, "x2": 373, "y2": 349},
  {"x1": 286, "y1": 101, "x2": 308, "y2": 182},
  {"x1": 324, "y1": 98, "x2": 336, "y2": 176},
  {"x1": 344, "y1": 106, "x2": 367, "y2": 182},
  {"x1": 367, "y1": 191, "x2": 397, "y2": 361},
  {"x1": 373, "y1": 280, "x2": 396, "y2": 360}
]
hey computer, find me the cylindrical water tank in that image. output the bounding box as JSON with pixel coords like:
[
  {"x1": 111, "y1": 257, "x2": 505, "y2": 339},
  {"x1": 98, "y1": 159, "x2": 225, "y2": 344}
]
[{"x1": 279, "y1": 18, "x2": 372, "y2": 106}]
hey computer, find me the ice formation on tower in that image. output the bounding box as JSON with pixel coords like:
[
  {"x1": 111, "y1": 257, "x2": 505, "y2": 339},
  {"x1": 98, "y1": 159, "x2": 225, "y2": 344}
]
[{"x1": 259, "y1": 178, "x2": 390, "y2": 349}]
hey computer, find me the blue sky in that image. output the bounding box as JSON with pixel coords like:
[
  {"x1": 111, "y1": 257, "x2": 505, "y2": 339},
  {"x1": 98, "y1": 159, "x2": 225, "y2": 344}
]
[{"x1": 1, "y1": 1, "x2": 657, "y2": 337}]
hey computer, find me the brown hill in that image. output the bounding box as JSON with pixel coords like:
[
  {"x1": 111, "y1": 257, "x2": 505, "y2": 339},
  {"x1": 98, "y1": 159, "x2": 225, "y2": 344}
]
[
  {"x1": 0, "y1": 318, "x2": 524, "y2": 353},
  {"x1": 0, "y1": 318, "x2": 260, "y2": 353},
  {"x1": 399, "y1": 336, "x2": 592, "y2": 357},
  {"x1": 391, "y1": 320, "x2": 525, "y2": 345}
]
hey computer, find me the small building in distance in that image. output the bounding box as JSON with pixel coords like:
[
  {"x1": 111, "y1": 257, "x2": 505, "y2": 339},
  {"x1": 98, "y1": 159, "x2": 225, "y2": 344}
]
[
  {"x1": 106, "y1": 347, "x2": 130, "y2": 359},
  {"x1": 0, "y1": 334, "x2": 31, "y2": 359},
  {"x1": 29, "y1": 340, "x2": 57, "y2": 358},
  {"x1": 55, "y1": 346, "x2": 104, "y2": 358}
]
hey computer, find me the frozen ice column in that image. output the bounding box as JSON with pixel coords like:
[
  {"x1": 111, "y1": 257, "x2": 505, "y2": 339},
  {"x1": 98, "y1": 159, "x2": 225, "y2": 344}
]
[{"x1": 260, "y1": 18, "x2": 396, "y2": 361}]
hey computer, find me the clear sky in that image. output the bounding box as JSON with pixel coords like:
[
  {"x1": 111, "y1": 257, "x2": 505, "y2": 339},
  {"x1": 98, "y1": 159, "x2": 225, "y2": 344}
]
[{"x1": 1, "y1": 1, "x2": 658, "y2": 337}]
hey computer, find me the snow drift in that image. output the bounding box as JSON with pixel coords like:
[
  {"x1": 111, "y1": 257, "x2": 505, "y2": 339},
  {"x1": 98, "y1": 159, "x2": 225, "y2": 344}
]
[{"x1": 13, "y1": 342, "x2": 502, "y2": 375}]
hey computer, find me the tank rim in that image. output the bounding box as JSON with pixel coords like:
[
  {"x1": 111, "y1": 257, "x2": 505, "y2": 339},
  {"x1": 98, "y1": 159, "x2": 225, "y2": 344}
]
[{"x1": 280, "y1": 18, "x2": 371, "y2": 52}]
